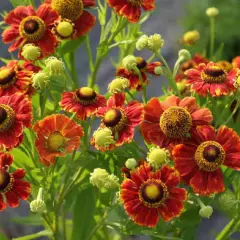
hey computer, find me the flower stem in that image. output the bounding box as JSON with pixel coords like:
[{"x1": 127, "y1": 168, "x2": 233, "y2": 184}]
[
  {"x1": 216, "y1": 218, "x2": 239, "y2": 240},
  {"x1": 210, "y1": 17, "x2": 215, "y2": 59},
  {"x1": 69, "y1": 52, "x2": 78, "y2": 88}
]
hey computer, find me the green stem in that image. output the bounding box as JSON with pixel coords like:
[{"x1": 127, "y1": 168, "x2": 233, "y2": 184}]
[
  {"x1": 86, "y1": 36, "x2": 94, "y2": 71},
  {"x1": 216, "y1": 218, "x2": 238, "y2": 240},
  {"x1": 89, "y1": 56, "x2": 103, "y2": 88},
  {"x1": 210, "y1": 17, "x2": 215, "y2": 59},
  {"x1": 147, "y1": 54, "x2": 156, "y2": 63},
  {"x1": 223, "y1": 99, "x2": 239, "y2": 125},
  {"x1": 134, "y1": 67, "x2": 147, "y2": 103},
  {"x1": 12, "y1": 230, "x2": 52, "y2": 240},
  {"x1": 69, "y1": 52, "x2": 78, "y2": 88}
]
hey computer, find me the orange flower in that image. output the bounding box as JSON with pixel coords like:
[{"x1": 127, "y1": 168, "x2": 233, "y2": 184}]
[
  {"x1": 141, "y1": 95, "x2": 212, "y2": 148},
  {"x1": 117, "y1": 57, "x2": 161, "y2": 91},
  {"x1": 172, "y1": 125, "x2": 240, "y2": 196},
  {"x1": 45, "y1": 0, "x2": 96, "y2": 38},
  {"x1": 107, "y1": 0, "x2": 156, "y2": 23},
  {"x1": 33, "y1": 114, "x2": 84, "y2": 166},
  {"x1": 59, "y1": 87, "x2": 106, "y2": 121},
  {"x1": 2, "y1": 5, "x2": 59, "y2": 57},
  {"x1": 0, "y1": 60, "x2": 34, "y2": 97},
  {"x1": 0, "y1": 93, "x2": 32, "y2": 150},
  {"x1": 121, "y1": 162, "x2": 187, "y2": 227},
  {"x1": 185, "y1": 62, "x2": 237, "y2": 97},
  {"x1": 232, "y1": 56, "x2": 240, "y2": 68},
  {"x1": 95, "y1": 93, "x2": 144, "y2": 147},
  {"x1": 0, "y1": 152, "x2": 31, "y2": 211}
]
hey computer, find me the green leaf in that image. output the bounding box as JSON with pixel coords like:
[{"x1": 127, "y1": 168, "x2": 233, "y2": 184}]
[
  {"x1": 12, "y1": 215, "x2": 44, "y2": 226},
  {"x1": 71, "y1": 186, "x2": 97, "y2": 240},
  {"x1": 0, "y1": 233, "x2": 8, "y2": 240},
  {"x1": 9, "y1": 0, "x2": 28, "y2": 7},
  {"x1": 61, "y1": 36, "x2": 86, "y2": 54}
]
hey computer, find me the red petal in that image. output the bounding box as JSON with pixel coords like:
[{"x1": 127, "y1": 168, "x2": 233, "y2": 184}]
[
  {"x1": 12, "y1": 180, "x2": 31, "y2": 200},
  {"x1": 141, "y1": 0, "x2": 155, "y2": 11},
  {"x1": 124, "y1": 101, "x2": 144, "y2": 127},
  {"x1": 160, "y1": 165, "x2": 179, "y2": 188},
  {"x1": 0, "y1": 194, "x2": 6, "y2": 211},
  {"x1": 37, "y1": 4, "x2": 59, "y2": 25},
  {"x1": 191, "y1": 108, "x2": 213, "y2": 126},
  {"x1": 224, "y1": 152, "x2": 240, "y2": 170},
  {"x1": 119, "y1": 4, "x2": 141, "y2": 23},
  {"x1": 74, "y1": 11, "x2": 96, "y2": 38},
  {"x1": 12, "y1": 169, "x2": 26, "y2": 179},
  {"x1": 82, "y1": 0, "x2": 95, "y2": 7},
  {"x1": 144, "y1": 97, "x2": 163, "y2": 122},
  {"x1": 0, "y1": 153, "x2": 13, "y2": 168},
  {"x1": 8, "y1": 37, "x2": 25, "y2": 52},
  {"x1": 169, "y1": 188, "x2": 187, "y2": 202},
  {"x1": 107, "y1": 92, "x2": 125, "y2": 108},
  {"x1": 191, "y1": 125, "x2": 215, "y2": 142},
  {"x1": 161, "y1": 95, "x2": 181, "y2": 110},
  {"x1": 2, "y1": 27, "x2": 19, "y2": 43},
  {"x1": 5, "y1": 191, "x2": 20, "y2": 208}
]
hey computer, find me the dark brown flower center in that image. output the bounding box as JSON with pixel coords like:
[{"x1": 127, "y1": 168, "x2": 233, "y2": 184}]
[
  {"x1": 195, "y1": 141, "x2": 225, "y2": 172},
  {"x1": 201, "y1": 66, "x2": 226, "y2": 83},
  {"x1": 19, "y1": 16, "x2": 46, "y2": 41},
  {"x1": 0, "y1": 105, "x2": 15, "y2": 132},
  {"x1": 160, "y1": 106, "x2": 192, "y2": 139},
  {"x1": 139, "y1": 179, "x2": 168, "y2": 208},
  {"x1": 75, "y1": 87, "x2": 97, "y2": 105},
  {"x1": 136, "y1": 57, "x2": 147, "y2": 70},
  {"x1": 0, "y1": 170, "x2": 11, "y2": 191},
  {"x1": 0, "y1": 68, "x2": 16, "y2": 87}
]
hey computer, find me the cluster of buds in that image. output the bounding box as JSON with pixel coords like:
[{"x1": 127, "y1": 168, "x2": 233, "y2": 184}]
[
  {"x1": 136, "y1": 33, "x2": 164, "y2": 53},
  {"x1": 90, "y1": 168, "x2": 119, "y2": 190}
]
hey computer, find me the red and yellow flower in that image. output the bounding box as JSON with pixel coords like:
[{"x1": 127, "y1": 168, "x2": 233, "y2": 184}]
[
  {"x1": 141, "y1": 95, "x2": 212, "y2": 148},
  {"x1": 117, "y1": 57, "x2": 161, "y2": 91},
  {"x1": 95, "y1": 93, "x2": 144, "y2": 147},
  {"x1": 0, "y1": 152, "x2": 31, "y2": 211},
  {"x1": 107, "y1": 0, "x2": 156, "y2": 23},
  {"x1": 172, "y1": 125, "x2": 240, "y2": 196},
  {"x1": 0, "y1": 60, "x2": 34, "y2": 97},
  {"x1": 33, "y1": 114, "x2": 84, "y2": 166},
  {"x1": 121, "y1": 162, "x2": 187, "y2": 227},
  {"x1": 232, "y1": 56, "x2": 240, "y2": 69},
  {"x1": 45, "y1": 0, "x2": 96, "y2": 38},
  {"x1": 2, "y1": 4, "x2": 59, "y2": 57},
  {"x1": 185, "y1": 62, "x2": 237, "y2": 97},
  {"x1": 59, "y1": 87, "x2": 106, "y2": 121},
  {"x1": 0, "y1": 93, "x2": 32, "y2": 150}
]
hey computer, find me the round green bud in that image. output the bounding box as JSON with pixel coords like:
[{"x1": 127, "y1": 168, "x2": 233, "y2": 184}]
[
  {"x1": 56, "y1": 21, "x2": 74, "y2": 38},
  {"x1": 136, "y1": 35, "x2": 149, "y2": 51},
  {"x1": 154, "y1": 66, "x2": 164, "y2": 75},
  {"x1": 108, "y1": 77, "x2": 129, "y2": 94},
  {"x1": 125, "y1": 158, "x2": 137, "y2": 170},
  {"x1": 45, "y1": 57, "x2": 65, "y2": 76},
  {"x1": 104, "y1": 174, "x2": 120, "y2": 189},
  {"x1": 93, "y1": 128, "x2": 115, "y2": 148},
  {"x1": 147, "y1": 147, "x2": 168, "y2": 169},
  {"x1": 21, "y1": 44, "x2": 41, "y2": 61},
  {"x1": 206, "y1": 7, "x2": 219, "y2": 17},
  {"x1": 32, "y1": 71, "x2": 50, "y2": 90},
  {"x1": 90, "y1": 168, "x2": 110, "y2": 189},
  {"x1": 122, "y1": 55, "x2": 137, "y2": 71},
  {"x1": 199, "y1": 205, "x2": 213, "y2": 219},
  {"x1": 147, "y1": 34, "x2": 164, "y2": 52},
  {"x1": 178, "y1": 49, "x2": 191, "y2": 62},
  {"x1": 30, "y1": 199, "x2": 46, "y2": 213}
]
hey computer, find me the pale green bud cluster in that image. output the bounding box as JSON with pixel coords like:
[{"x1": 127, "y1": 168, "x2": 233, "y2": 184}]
[
  {"x1": 45, "y1": 57, "x2": 65, "y2": 76},
  {"x1": 136, "y1": 34, "x2": 164, "y2": 52},
  {"x1": 122, "y1": 55, "x2": 137, "y2": 71},
  {"x1": 21, "y1": 44, "x2": 41, "y2": 61},
  {"x1": 125, "y1": 158, "x2": 137, "y2": 170},
  {"x1": 93, "y1": 128, "x2": 115, "y2": 148},
  {"x1": 32, "y1": 71, "x2": 50, "y2": 90},
  {"x1": 147, "y1": 147, "x2": 169, "y2": 169},
  {"x1": 108, "y1": 77, "x2": 129, "y2": 94}
]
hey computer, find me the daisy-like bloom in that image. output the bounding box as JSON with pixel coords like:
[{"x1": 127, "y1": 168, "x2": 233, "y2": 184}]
[
  {"x1": 107, "y1": 0, "x2": 155, "y2": 23},
  {"x1": 0, "y1": 152, "x2": 31, "y2": 211},
  {"x1": 141, "y1": 95, "x2": 212, "y2": 148},
  {"x1": 232, "y1": 56, "x2": 240, "y2": 69},
  {"x1": 96, "y1": 93, "x2": 144, "y2": 146},
  {"x1": 185, "y1": 62, "x2": 237, "y2": 97},
  {"x1": 0, "y1": 60, "x2": 33, "y2": 97},
  {"x1": 0, "y1": 93, "x2": 32, "y2": 150},
  {"x1": 216, "y1": 60, "x2": 233, "y2": 72},
  {"x1": 117, "y1": 57, "x2": 161, "y2": 91},
  {"x1": 2, "y1": 4, "x2": 59, "y2": 57},
  {"x1": 33, "y1": 114, "x2": 84, "y2": 166},
  {"x1": 172, "y1": 125, "x2": 240, "y2": 196},
  {"x1": 45, "y1": 0, "x2": 96, "y2": 39},
  {"x1": 60, "y1": 87, "x2": 106, "y2": 121},
  {"x1": 121, "y1": 162, "x2": 187, "y2": 227}
]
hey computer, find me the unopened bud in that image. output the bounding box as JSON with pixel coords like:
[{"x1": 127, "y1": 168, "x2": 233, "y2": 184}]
[
  {"x1": 108, "y1": 77, "x2": 129, "y2": 94},
  {"x1": 136, "y1": 35, "x2": 149, "y2": 51},
  {"x1": 21, "y1": 44, "x2": 41, "y2": 61},
  {"x1": 45, "y1": 57, "x2": 65, "y2": 76},
  {"x1": 147, "y1": 34, "x2": 164, "y2": 52},
  {"x1": 122, "y1": 55, "x2": 137, "y2": 71},
  {"x1": 125, "y1": 158, "x2": 137, "y2": 170},
  {"x1": 30, "y1": 188, "x2": 46, "y2": 213},
  {"x1": 32, "y1": 71, "x2": 50, "y2": 90},
  {"x1": 206, "y1": 7, "x2": 219, "y2": 17},
  {"x1": 147, "y1": 147, "x2": 169, "y2": 169},
  {"x1": 199, "y1": 205, "x2": 213, "y2": 219}
]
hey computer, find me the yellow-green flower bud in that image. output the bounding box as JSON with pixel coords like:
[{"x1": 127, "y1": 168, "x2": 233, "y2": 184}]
[
  {"x1": 147, "y1": 34, "x2": 164, "y2": 52},
  {"x1": 199, "y1": 205, "x2": 213, "y2": 219},
  {"x1": 93, "y1": 128, "x2": 115, "y2": 148},
  {"x1": 178, "y1": 49, "x2": 191, "y2": 62},
  {"x1": 108, "y1": 77, "x2": 129, "y2": 94},
  {"x1": 30, "y1": 188, "x2": 46, "y2": 213},
  {"x1": 147, "y1": 147, "x2": 169, "y2": 169},
  {"x1": 234, "y1": 74, "x2": 240, "y2": 89},
  {"x1": 32, "y1": 71, "x2": 50, "y2": 90},
  {"x1": 177, "y1": 81, "x2": 186, "y2": 93},
  {"x1": 21, "y1": 44, "x2": 41, "y2": 61},
  {"x1": 90, "y1": 168, "x2": 110, "y2": 189},
  {"x1": 45, "y1": 57, "x2": 65, "y2": 76},
  {"x1": 154, "y1": 66, "x2": 164, "y2": 75},
  {"x1": 182, "y1": 30, "x2": 200, "y2": 46},
  {"x1": 56, "y1": 21, "x2": 74, "y2": 38},
  {"x1": 122, "y1": 55, "x2": 137, "y2": 71},
  {"x1": 206, "y1": 7, "x2": 219, "y2": 17},
  {"x1": 104, "y1": 174, "x2": 120, "y2": 189},
  {"x1": 125, "y1": 158, "x2": 137, "y2": 170},
  {"x1": 136, "y1": 35, "x2": 149, "y2": 51}
]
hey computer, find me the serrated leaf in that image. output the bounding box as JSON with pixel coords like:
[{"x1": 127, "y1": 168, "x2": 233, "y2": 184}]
[
  {"x1": 61, "y1": 36, "x2": 86, "y2": 54},
  {"x1": 71, "y1": 186, "x2": 97, "y2": 240}
]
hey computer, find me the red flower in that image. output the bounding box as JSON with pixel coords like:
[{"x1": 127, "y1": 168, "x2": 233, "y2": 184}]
[
  {"x1": 2, "y1": 4, "x2": 59, "y2": 57},
  {"x1": 121, "y1": 162, "x2": 187, "y2": 227},
  {"x1": 0, "y1": 93, "x2": 32, "y2": 150},
  {"x1": 107, "y1": 0, "x2": 156, "y2": 23},
  {"x1": 0, "y1": 152, "x2": 31, "y2": 211},
  {"x1": 45, "y1": 0, "x2": 96, "y2": 38},
  {"x1": 59, "y1": 87, "x2": 106, "y2": 121},
  {"x1": 185, "y1": 62, "x2": 237, "y2": 97},
  {"x1": 96, "y1": 93, "x2": 144, "y2": 147},
  {"x1": 117, "y1": 57, "x2": 161, "y2": 91},
  {"x1": 172, "y1": 125, "x2": 240, "y2": 196},
  {"x1": 0, "y1": 60, "x2": 33, "y2": 97},
  {"x1": 232, "y1": 56, "x2": 240, "y2": 69},
  {"x1": 33, "y1": 114, "x2": 84, "y2": 166},
  {"x1": 141, "y1": 95, "x2": 212, "y2": 148}
]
